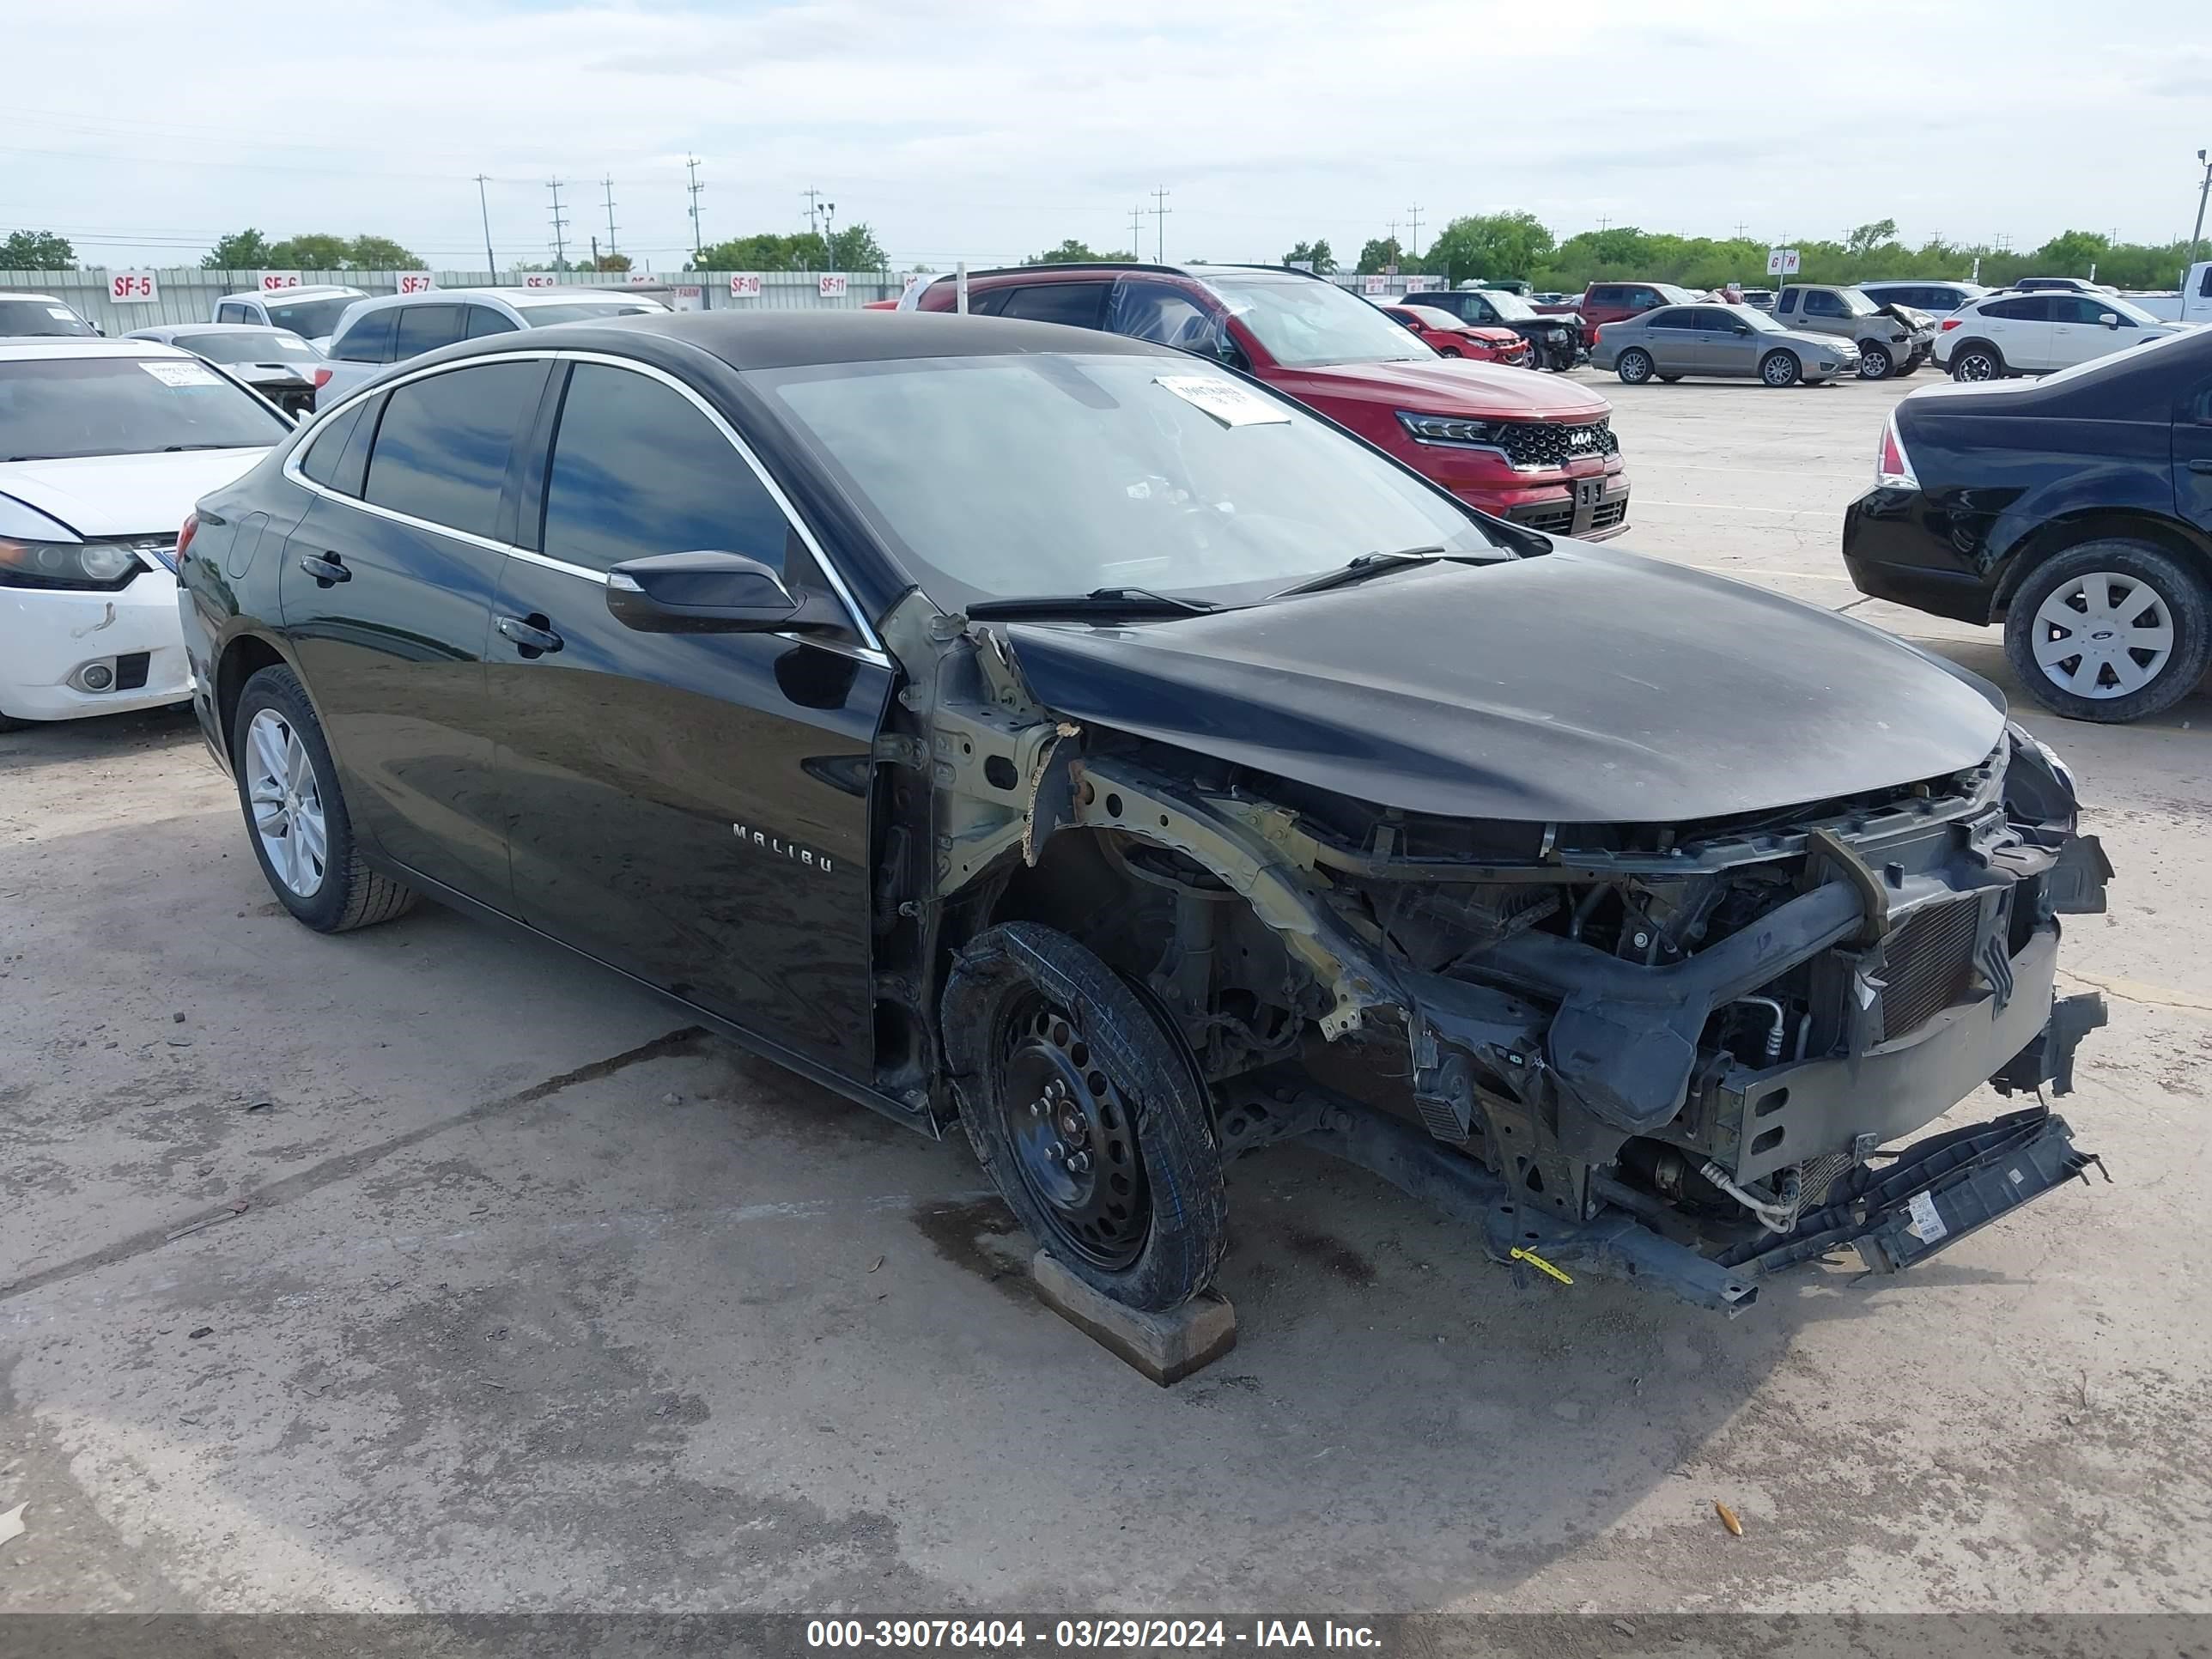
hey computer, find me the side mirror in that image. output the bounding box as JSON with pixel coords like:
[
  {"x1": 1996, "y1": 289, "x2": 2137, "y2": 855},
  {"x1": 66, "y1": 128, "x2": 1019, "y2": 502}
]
[
  {"x1": 605, "y1": 550, "x2": 842, "y2": 635},
  {"x1": 1734, "y1": 323, "x2": 1751, "y2": 334},
  {"x1": 2100, "y1": 313, "x2": 2120, "y2": 329}
]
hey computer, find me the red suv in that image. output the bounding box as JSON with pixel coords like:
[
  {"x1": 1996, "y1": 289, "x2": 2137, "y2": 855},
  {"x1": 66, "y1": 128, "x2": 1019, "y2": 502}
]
[
  {"x1": 1540, "y1": 282, "x2": 1702, "y2": 341},
  {"x1": 908, "y1": 263, "x2": 1630, "y2": 538}
]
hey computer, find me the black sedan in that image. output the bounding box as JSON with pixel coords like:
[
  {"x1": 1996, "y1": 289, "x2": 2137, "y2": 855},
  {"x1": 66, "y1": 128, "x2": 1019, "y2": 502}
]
[
  {"x1": 1843, "y1": 326, "x2": 2212, "y2": 723},
  {"x1": 177, "y1": 312, "x2": 2110, "y2": 1320},
  {"x1": 125, "y1": 324, "x2": 330, "y2": 416}
]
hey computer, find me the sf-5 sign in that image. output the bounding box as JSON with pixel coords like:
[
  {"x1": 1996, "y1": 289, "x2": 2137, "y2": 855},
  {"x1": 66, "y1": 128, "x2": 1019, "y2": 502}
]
[{"x1": 109, "y1": 271, "x2": 160, "y2": 303}]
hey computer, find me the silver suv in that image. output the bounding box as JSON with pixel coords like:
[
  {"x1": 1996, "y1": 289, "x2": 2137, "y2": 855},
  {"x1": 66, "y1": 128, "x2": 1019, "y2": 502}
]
[
  {"x1": 1771, "y1": 284, "x2": 1932, "y2": 380},
  {"x1": 319, "y1": 288, "x2": 670, "y2": 400}
]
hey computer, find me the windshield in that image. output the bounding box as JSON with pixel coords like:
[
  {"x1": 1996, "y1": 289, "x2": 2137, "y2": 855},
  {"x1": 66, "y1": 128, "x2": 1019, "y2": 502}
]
[
  {"x1": 0, "y1": 299, "x2": 96, "y2": 337},
  {"x1": 760, "y1": 353, "x2": 1498, "y2": 611},
  {"x1": 2100, "y1": 295, "x2": 2166, "y2": 326},
  {"x1": 1477, "y1": 289, "x2": 1536, "y2": 320},
  {"x1": 175, "y1": 330, "x2": 319, "y2": 364},
  {"x1": 1206, "y1": 276, "x2": 1431, "y2": 368},
  {"x1": 0, "y1": 356, "x2": 291, "y2": 461},
  {"x1": 519, "y1": 300, "x2": 669, "y2": 325},
  {"x1": 1655, "y1": 284, "x2": 1698, "y2": 305},
  {"x1": 1836, "y1": 289, "x2": 1881, "y2": 318},
  {"x1": 263, "y1": 295, "x2": 357, "y2": 338}
]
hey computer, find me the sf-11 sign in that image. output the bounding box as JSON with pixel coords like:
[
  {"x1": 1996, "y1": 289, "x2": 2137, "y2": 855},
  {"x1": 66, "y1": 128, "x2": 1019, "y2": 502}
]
[
  {"x1": 817, "y1": 274, "x2": 849, "y2": 299},
  {"x1": 109, "y1": 271, "x2": 160, "y2": 303}
]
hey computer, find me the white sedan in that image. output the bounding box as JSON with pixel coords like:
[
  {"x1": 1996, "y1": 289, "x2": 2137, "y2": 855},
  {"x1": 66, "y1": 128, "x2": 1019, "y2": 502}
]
[
  {"x1": 1934, "y1": 290, "x2": 2185, "y2": 380},
  {"x1": 1, "y1": 339, "x2": 290, "y2": 730}
]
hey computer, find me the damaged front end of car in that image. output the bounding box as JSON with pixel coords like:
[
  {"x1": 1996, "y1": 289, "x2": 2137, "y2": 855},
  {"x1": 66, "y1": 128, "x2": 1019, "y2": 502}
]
[{"x1": 873, "y1": 594, "x2": 2113, "y2": 1315}]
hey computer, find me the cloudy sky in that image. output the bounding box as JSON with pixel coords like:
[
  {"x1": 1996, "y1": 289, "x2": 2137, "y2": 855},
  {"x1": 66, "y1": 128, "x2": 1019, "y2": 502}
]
[{"x1": 9, "y1": 0, "x2": 2210, "y2": 271}]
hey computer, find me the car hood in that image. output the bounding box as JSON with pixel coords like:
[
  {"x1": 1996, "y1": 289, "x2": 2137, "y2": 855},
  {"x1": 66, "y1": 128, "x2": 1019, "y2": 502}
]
[
  {"x1": 0, "y1": 448, "x2": 269, "y2": 538},
  {"x1": 1270, "y1": 357, "x2": 1611, "y2": 419},
  {"x1": 1003, "y1": 544, "x2": 2006, "y2": 824}
]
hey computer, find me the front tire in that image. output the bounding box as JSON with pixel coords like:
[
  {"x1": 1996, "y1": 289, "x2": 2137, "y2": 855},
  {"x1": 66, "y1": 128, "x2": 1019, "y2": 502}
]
[
  {"x1": 1951, "y1": 341, "x2": 2004, "y2": 381},
  {"x1": 1759, "y1": 349, "x2": 1802, "y2": 387},
  {"x1": 232, "y1": 665, "x2": 418, "y2": 932},
  {"x1": 942, "y1": 922, "x2": 1228, "y2": 1312},
  {"x1": 2002, "y1": 540, "x2": 2210, "y2": 724},
  {"x1": 1438, "y1": 346, "x2": 1462, "y2": 358},
  {"x1": 1857, "y1": 343, "x2": 1893, "y2": 380},
  {"x1": 1615, "y1": 348, "x2": 1655, "y2": 385}
]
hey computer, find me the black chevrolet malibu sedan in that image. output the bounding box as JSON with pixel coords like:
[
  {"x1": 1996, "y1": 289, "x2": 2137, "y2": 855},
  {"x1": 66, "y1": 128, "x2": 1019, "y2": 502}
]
[{"x1": 177, "y1": 312, "x2": 2112, "y2": 1317}]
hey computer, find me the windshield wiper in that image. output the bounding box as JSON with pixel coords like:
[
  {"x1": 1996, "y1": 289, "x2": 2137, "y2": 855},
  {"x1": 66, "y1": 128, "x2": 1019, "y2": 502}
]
[
  {"x1": 1270, "y1": 545, "x2": 1449, "y2": 599},
  {"x1": 963, "y1": 586, "x2": 1222, "y2": 620},
  {"x1": 161, "y1": 442, "x2": 254, "y2": 452}
]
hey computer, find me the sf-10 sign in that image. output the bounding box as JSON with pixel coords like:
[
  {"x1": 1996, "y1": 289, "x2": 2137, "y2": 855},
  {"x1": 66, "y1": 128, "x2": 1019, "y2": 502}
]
[
  {"x1": 729, "y1": 273, "x2": 763, "y2": 298},
  {"x1": 1765, "y1": 247, "x2": 1801, "y2": 276},
  {"x1": 109, "y1": 271, "x2": 160, "y2": 303},
  {"x1": 396, "y1": 272, "x2": 434, "y2": 294},
  {"x1": 258, "y1": 270, "x2": 303, "y2": 290}
]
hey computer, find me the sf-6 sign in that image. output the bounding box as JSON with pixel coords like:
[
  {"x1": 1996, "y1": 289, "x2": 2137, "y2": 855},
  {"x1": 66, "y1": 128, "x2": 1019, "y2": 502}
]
[
  {"x1": 109, "y1": 271, "x2": 160, "y2": 303},
  {"x1": 258, "y1": 270, "x2": 304, "y2": 291}
]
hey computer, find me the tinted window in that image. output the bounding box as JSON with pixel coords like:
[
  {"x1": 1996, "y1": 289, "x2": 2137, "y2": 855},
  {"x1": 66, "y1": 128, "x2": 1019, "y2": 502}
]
[
  {"x1": 216, "y1": 302, "x2": 256, "y2": 324},
  {"x1": 2051, "y1": 295, "x2": 2113, "y2": 324},
  {"x1": 299, "y1": 398, "x2": 370, "y2": 489},
  {"x1": 2200, "y1": 266, "x2": 2212, "y2": 299},
  {"x1": 1983, "y1": 296, "x2": 2051, "y2": 322},
  {"x1": 465, "y1": 305, "x2": 520, "y2": 338},
  {"x1": 1644, "y1": 307, "x2": 1694, "y2": 328},
  {"x1": 965, "y1": 289, "x2": 1012, "y2": 317},
  {"x1": 175, "y1": 330, "x2": 319, "y2": 365},
  {"x1": 362, "y1": 362, "x2": 544, "y2": 540},
  {"x1": 264, "y1": 295, "x2": 358, "y2": 339},
  {"x1": 996, "y1": 283, "x2": 1109, "y2": 329},
  {"x1": 393, "y1": 304, "x2": 465, "y2": 359},
  {"x1": 538, "y1": 363, "x2": 789, "y2": 575},
  {"x1": 1589, "y1": 286, "x2": 1627, "y2": 305},
  {"x1": 0, "y1": 299, "x2": 96, "y2": 337},
  {"x1": 332, "y1": 308, "x2": 397, "y2": 363}
]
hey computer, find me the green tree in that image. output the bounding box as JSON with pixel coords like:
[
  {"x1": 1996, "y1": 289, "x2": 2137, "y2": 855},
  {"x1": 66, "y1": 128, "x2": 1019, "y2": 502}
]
[
  {"x1": 264, "y1": 233, "x2": 351, "y2": 269},
  {"x1": 1422, "y1": 211, "x2": 1555, "y2": 287},
  {"x1": 1283, "y1": 239, "x2": 1337, "y2": 274},
  {"x1": 0, "y1": 228, "x2": 75, "y2": 269},
  {"x1": 1356, "y1": 235, "x2": 1403, "y2": 275},
  {"x1": 2030, "y1": 229, "x2": 2110, "y2": 276},
  {"x1": 824, "y1": 222, "x2": 887, "y2": 271},
  {"x1": 1026, "y1": 239, "x2": 1109, "y2": 264},
  {"x1": 1845, "y1": 218, "x2": 1899, "y2": 257},
  {"x1": 202, "y1": 228, "x2": 273, "y2": 270},
  {"x1": 346, "y1": 234, "x2": 422, "y2": 269}
]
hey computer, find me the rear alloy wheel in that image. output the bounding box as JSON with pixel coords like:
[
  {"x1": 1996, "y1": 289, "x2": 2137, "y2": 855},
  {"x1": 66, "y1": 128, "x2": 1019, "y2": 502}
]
[
  {"x1": 2002, "y1": 540, "x2": 2210, "y2": 724},
  {"x1": 232, "y1": 665, "x2": 419, "y2": 932},
  {"x1": 942, "y1": 922, "x2": 1227, "y2": 1311},
  {"x1": 1615, "y1": 348, "x2": 1655, "y2": 385},
  {"x1": 1438, "y1": 346, "x2": 1462, "y2": 357},
  {"x1": 1759, "y1": 349, "x2": 1802, "y2": 387},
  {"x1": 1857, "y1": 343, "x2": 1893, "y2": 380},
  {"x1": 1951, "y1": 342, "x2": 2003, "y2": 381}
]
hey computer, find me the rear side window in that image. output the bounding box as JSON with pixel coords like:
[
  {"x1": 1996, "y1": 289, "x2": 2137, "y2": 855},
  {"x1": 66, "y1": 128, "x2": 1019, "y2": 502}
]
[
  {"x1": 1111, "y1": 279, "x2": 1216, "y2": 349},
  {"x1": 1589, "y1": 286, "x2": 1627, "y2": 306},
  {"x1": 332, "y1": 308, "x2": 397, "y2": 363},
  {"x1": 216, "y1": 301, "x2": 256, "y2": 324},
  {"x1": 298, "y1": 398, "x2": 372, "y2": 494},
  {"x1": 393, "y1": 304, "x2": 465, "y2": 359},
  {"x1": 537, "y1": 362, "x2": 791, "y2": 575},
  {"x1": 2200, "y1": 267, "x2": 2212, "y2": 299},
  {"x1": 465, "y1": 305, "x2": 519, "y2": 338},
  {"x1": 996, "y1": 283, "x2": 1109, "y2": 329},
  {"x1": 362, "y1": 362, "x2": 544, "y2": 541},
  {"x1": 1983, "y1": 296, "x2": 2051, "y2": 322}
]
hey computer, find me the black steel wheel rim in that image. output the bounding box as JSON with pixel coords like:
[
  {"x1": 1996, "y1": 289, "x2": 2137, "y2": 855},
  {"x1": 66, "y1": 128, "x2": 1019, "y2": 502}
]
[{"x1": 999, "y1": 994, "x2": 1151, "y2": 1269}]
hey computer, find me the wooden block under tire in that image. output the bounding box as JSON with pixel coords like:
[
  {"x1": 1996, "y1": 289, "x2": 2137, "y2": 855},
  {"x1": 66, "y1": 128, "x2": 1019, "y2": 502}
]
[{"x1": 1030, "y1": 1251, "x2": 1237, "y2": 1386}]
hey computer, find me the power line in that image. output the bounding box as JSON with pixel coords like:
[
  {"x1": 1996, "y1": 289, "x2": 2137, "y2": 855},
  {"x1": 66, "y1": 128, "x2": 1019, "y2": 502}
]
[
  {"x1": 546, "y1": 177, "x2": 569, "y2": 268},
  {"x1": 1130, "y1": 204, "x2": 1145, "y2": 259},
  {"x1": 803, "y1": 187, "x2": 825, "y2": 240},
  {"x1": 1405, "y1": 204, "x2": 1424, "y2": 258},
  {"x1": 1150, "y1": 185, "x2": 1170, "y2": 263}
]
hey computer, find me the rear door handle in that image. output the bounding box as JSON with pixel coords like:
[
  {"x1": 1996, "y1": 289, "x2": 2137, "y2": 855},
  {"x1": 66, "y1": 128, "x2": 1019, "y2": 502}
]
[
  {"x1": 296, "y1": 551, "x2": 349, "y2": 585},
  {"x1": 495, "y1": 613, "x2": 563, "y2": 656}
]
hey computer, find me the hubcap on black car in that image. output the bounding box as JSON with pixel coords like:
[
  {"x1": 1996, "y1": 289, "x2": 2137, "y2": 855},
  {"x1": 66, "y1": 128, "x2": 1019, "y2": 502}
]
[{"x1": 1000, "y1": 996, "x2": 1150, "y2": 1269}]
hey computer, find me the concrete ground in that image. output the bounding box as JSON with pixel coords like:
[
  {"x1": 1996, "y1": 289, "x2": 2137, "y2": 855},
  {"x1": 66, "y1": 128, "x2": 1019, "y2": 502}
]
[{"x1": 3, "y1": 369, "x2": 2208, "y2": 1618}]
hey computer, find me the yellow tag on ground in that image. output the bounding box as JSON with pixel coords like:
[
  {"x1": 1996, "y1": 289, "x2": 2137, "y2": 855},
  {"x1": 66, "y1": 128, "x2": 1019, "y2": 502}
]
[{"x1": 1509, "y1": 1247, "x2": 1574, "y2": 1285}]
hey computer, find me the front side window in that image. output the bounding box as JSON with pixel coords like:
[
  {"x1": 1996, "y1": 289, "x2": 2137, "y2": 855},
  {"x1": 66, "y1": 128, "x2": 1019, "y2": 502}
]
[
  {"x1": 538, "y1": 363, "x2": 789, "y2": 574},
  {"x1": 393, "y1": 304, "x2": 465, "y2": 359},
  {"x1": 997, "y1": 283, "x2": 1110, "y2": 329},
  {"x1": 332, "y1": 308, "x2": 397, "y2": 363},
  {"x1": 1110, "y1": 279, "x2": 1218, "y2": 350},
  {"x1": 759, "y1": 352, "x2": 1498, "y2": 612},
  {"x1": 362, "y1": 362, "x2": 544, "y2": 541},
  {"x1": 1205, "y1": 275, "x2": 1431, "y2": 368},
  {"x1": 264, "y1": 295, "x2": 358, "y2": 339},
  {"x1": 1805, "y1": 290, "x2": 1846, "y2": 317},
  {"x1": 0, "y1": 356, "x2": 291, "y2": 461}
]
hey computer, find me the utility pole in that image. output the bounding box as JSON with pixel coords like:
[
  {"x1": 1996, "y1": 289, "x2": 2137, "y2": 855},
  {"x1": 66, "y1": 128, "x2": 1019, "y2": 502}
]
[
  {"x1": 823, "y1": 200, "x2": 838, "y2": 270},
  {"x1": 474, "y1": 173, "x2": 496, "y2": 278},
  {"x1": 1733, "y1": 220, "x2": 1749, "y2": 239},
  {"x1": 1405, "y1": 204, "x2": 1424, "y2": 258},
  {"x1": 590, "y1": 234, "x2": 600, "y2": 271},
  {"x1": 685, "y1": 155, "x2": 706, "y2": 266},
  {"x1": 804, "y1": 187, "x2": 825, "y2": 240},
  {"x1": 2191, "y1": 149, "x2": 2212, "y2": 272},
  {"x1": 601, "y1": 175, "x2": 618, "y2": 264},
  {"x1": 1150, "y1": 185, "x2": 1170, "y2": 263},
  {"x1": 1130, "y1": 204, "x2": 1146, "y2": 260},
  {"x1": 1597, "y1": 214, "x2": 1612, "y2": 232},
  {"x1": 546, "y1": 178, "x2": 569, "y2": 270}
]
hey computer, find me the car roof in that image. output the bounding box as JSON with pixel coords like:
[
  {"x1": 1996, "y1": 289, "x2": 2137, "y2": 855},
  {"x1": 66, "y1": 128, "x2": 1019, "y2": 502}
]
[
  {"x1": 218, "y1": 284, "x2": 366, "y2": 302},
  {"x1": 1, "y1": 293, "x2": 76, "y2": 306},
  {"x1": 130, "y1": 323, "x2": 296, "y2": 338},
  {"x1": 342, "y1": 287, "x2": 663, "y2": 313},
  {"x1": 392, "y1": 309, "x2": 1178, "y2": 375},
  {"x1": 0, "y1": 337, "x2": 191, "y2": 362},
  {"x1": 939, "y1": 259, "x2": 1328, "y2": 288}
]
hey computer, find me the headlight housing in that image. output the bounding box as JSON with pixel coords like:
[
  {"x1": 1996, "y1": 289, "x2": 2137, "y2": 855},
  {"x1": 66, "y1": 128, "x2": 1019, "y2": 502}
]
[
  {"x1": 1395, "y1": 410, "x2": 1502, "y2": 447},
  {"x1": 0, "y1": 537, "x2": 145, "y2": 592}
]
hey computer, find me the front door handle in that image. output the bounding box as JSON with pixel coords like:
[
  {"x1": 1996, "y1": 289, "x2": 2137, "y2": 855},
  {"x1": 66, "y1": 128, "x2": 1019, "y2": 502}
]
[
  {"x1": 296, "y1": 551, "x2": 349, "y2": 586},
  {"x1": 495, "y1": 613, "x2": 563, "y2": 656},
  {"x1": 2188, "y1": 459, "x2": 2212, "y2": 473}
]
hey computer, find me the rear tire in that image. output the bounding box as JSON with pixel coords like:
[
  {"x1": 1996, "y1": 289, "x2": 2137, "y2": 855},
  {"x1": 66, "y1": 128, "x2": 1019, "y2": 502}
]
[
  {"x1": 1615, "y1": 348, "x2": 1655, "y2": 385},
  {"x1": 1857, "y1": 343, "x2": 1893, "y2": 380},
  {"x1": 0, "y1": 708, "x2": 26, "y2": 733},
  {"x1": 2002, "y1": 540, "x2": 2210, "y2": 724},
  {"x1": 1950, "y1": 341, "x2": 2004, "y2": 381},
  {"x1": 941, "y1": 922, "x2": 1228, "y2": 1312},
  {"x1": 1759, "y1": 349, "x2": 1802, "y2": 387},
  {"x1": 232, "y1": 665, "x2": 418, "y2": 933},
  {"x1": 1438, "y1": 346, "x2": 1462, "y2": 357}
]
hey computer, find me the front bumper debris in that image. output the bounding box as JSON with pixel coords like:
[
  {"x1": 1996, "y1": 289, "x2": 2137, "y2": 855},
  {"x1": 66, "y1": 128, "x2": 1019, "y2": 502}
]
[{"x1": 1719, "y1": 1105, "x2": 2105, "y2": 1279}]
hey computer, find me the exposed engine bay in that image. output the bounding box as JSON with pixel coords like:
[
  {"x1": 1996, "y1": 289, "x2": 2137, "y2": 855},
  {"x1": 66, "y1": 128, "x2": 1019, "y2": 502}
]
[{"x1": 872, "y1": 594, "x2": 2113, "y2": 1314}]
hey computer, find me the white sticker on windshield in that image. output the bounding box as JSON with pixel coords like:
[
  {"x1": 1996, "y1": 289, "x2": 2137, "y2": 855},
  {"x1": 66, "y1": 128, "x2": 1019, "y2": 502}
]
[
  {"x1": 1153, "y1": 374, "x2": 1290, "y2": 428},
  {"x1": 1904, "y1": 1189, "x2": 1948, "y2": 1245},
  {"x1": 46, "y1": 306, "x2": 76, "y2": 320},
  {"x1": 138, "y1": 361, "x2": 222, "y2": 388}
]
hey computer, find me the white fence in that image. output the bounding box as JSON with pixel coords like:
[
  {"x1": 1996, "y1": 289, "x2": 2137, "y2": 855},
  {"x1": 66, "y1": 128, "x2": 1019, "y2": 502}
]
[{"x1": 3, "y1": 269, "x2": 908, "y2": 335}]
